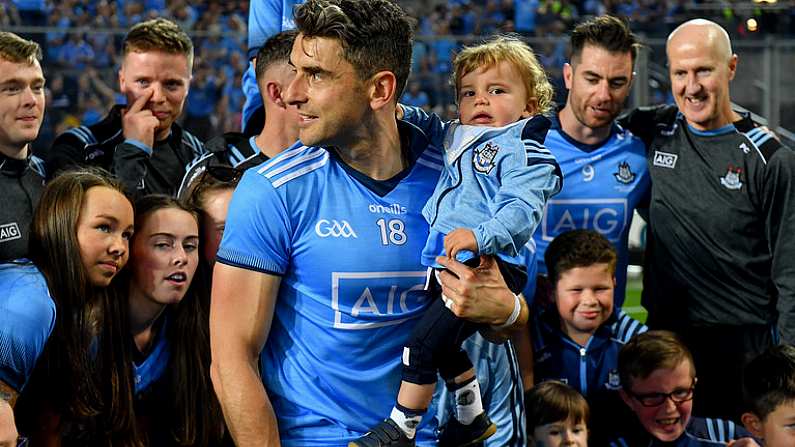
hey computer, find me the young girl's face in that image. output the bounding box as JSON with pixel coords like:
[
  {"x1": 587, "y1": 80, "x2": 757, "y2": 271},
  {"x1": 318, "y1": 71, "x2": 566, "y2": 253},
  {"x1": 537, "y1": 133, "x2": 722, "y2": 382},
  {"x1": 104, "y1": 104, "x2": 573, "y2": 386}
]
[
  {"x1": 129, "y1": 207, "x2": 199, "y2": 306},
  {"x1": 458, "y1": 60, "x2": 536, "y2": 127},
  {"x1": 532, "y1": 418, "x2": 588, "y2": 447},
  {"x1": 75, "y1": 186, "x2": 134, "y2": 287}
]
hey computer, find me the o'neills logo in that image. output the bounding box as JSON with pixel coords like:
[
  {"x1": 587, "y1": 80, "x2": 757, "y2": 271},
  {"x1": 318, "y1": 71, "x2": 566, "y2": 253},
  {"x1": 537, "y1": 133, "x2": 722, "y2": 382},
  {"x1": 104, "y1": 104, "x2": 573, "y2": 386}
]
[
  {"x1": 0, "y1": 222, "x2": 21, "y2": 243},
  {"x1": 368, "y1": 203, "x2": 407, "y2": 215}
]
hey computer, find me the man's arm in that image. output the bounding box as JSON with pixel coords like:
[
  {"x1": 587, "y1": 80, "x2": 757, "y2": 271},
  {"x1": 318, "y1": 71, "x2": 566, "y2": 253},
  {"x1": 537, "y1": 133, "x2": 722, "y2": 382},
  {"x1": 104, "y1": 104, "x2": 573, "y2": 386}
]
[
  {"x1": 763, "y1": 149, "x2": 795, "y2": 344},
  {"x1": 210, "y1": 263, "x2": 282, "y2": 446},
  {"x1": 435, "y1": 255, "x2": 529, "y2": 343},
  {"x1": 0, "y1": 399, "x2": 17, "y2": 447}
]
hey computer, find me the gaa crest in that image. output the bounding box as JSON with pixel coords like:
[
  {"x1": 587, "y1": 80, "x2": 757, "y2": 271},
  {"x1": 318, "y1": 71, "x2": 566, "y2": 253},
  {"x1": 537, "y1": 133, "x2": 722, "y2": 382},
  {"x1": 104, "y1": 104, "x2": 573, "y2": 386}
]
[
  {"x1": 720, "y1": 165, "x2": 743, "y2": 190},
  {"x1": 473, "y1": 142, "x2": 499, "y2": 175},
  {"x1": 613, "y1": 161, "x2": 636, "y2": 184}
]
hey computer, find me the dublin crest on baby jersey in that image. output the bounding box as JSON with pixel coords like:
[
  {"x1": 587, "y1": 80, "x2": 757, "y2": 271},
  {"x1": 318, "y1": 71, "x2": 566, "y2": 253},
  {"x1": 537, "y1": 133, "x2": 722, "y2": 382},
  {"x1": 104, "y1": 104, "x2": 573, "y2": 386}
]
[{"x1": 473, "y1": 142, "x2": 499, "y2": 175}]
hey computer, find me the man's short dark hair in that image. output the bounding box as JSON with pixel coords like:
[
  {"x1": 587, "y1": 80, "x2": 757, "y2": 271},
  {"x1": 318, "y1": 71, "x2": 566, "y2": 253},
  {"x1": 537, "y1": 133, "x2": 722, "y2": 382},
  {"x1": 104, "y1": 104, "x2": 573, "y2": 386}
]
[
  {"x1": 743, "y1": 344, "x2": 795, "y2": 420},
  {"x1": 618, "y1": 330, "x2": 695, "y2": 390},
  {"x1": 255, "y1": 30, "x2": 298, "y2": 81},
  {"x1": 545, "y1": 229, "x2": 617, "y2": 287},
  {"x1": 570, "y1": 15, "x2": 639, "y2": 64},
  {"x1": 123, "y1": 18, "x2": 194, "y2": 68},
  {"x1": 293, "y1": 0, "x2": 414, "y2": 100}
]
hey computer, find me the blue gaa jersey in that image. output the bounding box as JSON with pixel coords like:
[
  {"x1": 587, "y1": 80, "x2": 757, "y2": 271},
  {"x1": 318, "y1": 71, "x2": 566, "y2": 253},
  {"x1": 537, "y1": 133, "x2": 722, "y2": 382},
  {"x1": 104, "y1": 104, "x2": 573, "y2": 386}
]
[
  {"x1": 0, "y1": 261, "x2": 56, "y2": 392},
  {"x1": 133, "y1": 317, "x2": 170, "y2": 396},
  {"x1": 217, "y1": 123, "x2": 443, "y2": 446},
  {"x1": 533, "y1": 114, "x2": 649, "y2": 306}
]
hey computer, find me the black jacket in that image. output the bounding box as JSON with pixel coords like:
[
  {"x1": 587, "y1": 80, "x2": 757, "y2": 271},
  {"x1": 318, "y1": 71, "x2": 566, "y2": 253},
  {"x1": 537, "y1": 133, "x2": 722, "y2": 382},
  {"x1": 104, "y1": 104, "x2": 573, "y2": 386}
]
[
  {"x1": 0, "y1": 152, "x2": 45, "y2": 261},
  {"x1": 46, "y1": 105, "x2": 206, "y2": 196}
]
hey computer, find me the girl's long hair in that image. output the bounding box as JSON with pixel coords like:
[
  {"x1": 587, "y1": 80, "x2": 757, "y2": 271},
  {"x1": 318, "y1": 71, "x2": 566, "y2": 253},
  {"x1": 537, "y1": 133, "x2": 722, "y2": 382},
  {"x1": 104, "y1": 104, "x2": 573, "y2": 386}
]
[
  {"x1": 130, "y1": 195, "x2": 225, "y2": 445},
  {"x1": 23, "y1": 168, "x2": 141, "y2": 445}
]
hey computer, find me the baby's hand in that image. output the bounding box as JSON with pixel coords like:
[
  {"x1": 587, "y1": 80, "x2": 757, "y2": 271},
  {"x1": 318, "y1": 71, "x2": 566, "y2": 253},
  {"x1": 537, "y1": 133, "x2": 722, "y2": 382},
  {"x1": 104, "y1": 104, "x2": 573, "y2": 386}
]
[{"x1": 444, "y1": 228, "x2": 478, "y2": 259}]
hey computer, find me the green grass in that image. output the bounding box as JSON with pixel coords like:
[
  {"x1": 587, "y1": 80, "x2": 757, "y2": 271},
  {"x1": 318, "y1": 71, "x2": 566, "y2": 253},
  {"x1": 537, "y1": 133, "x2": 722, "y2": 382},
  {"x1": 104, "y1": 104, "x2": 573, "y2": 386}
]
[{"x1": 621, "y1": 276, "x2": 647, "y2": 323}]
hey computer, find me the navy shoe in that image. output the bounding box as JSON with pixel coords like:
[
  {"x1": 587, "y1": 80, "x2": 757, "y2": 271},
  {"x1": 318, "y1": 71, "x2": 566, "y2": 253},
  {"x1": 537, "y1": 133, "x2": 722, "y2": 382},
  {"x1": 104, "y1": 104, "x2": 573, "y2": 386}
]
[
  {"x1": 438, "y1": 413, "x2": 496, "y2": 447},
  {"x1": 349, "y1": 419, "x2": 416, "y2": 447}
]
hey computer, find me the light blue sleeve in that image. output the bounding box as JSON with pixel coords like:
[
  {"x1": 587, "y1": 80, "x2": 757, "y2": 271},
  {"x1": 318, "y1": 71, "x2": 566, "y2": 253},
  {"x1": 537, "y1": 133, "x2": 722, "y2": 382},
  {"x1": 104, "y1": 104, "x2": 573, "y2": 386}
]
[
  {"x1": 247, "y1": 0, "x2": 294, "y2": 56},
  {"x1": 400, "y1": 105, "x2": 450, "y2": 149},
  {"x1": 0, "y1": 264, "x2": 56, "y2": 392},
  {"x1": 433, "y1": 335, "x2": 526, "y2": 446},
  {"x1": 216, "y1": 169, "x2": 292, "y2": 275},
  {"x1": 610, "y1": 310, "x2": 648, "y2": 343}
]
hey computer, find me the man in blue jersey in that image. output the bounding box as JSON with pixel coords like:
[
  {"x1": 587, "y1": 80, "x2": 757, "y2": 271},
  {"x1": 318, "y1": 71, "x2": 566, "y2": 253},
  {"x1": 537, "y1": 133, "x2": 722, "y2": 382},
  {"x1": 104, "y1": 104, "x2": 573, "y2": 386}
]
[
  {"x1": 209, "y1": 1, "x2": 529, "y2": 446},
  {"x1": 532, "y1": 15, "x2": 650, "y2": 309},
  {"x1": 241, "y1": 0, "x2": 304, "y2": 135}
]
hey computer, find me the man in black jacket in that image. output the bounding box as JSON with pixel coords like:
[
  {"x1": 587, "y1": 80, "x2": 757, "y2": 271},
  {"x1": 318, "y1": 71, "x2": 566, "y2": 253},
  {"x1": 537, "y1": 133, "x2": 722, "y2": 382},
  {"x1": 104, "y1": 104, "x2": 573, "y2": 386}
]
[
  {"x1": 46, "y1": 18, "x2": 205, "y2": 196},
  {"x1": 0, "y1": 32, "x2": 46, "y2": 262}
]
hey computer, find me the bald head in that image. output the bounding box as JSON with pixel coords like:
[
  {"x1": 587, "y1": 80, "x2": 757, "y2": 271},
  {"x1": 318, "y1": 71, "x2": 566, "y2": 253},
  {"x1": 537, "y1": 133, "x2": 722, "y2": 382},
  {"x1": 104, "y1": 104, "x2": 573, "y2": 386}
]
[
  {"x1": 665, "y1": 18, "x2": 740, "y2": 131},
  {"x1": 667, "y1": 19, "x2": 733, "y2": 62}
]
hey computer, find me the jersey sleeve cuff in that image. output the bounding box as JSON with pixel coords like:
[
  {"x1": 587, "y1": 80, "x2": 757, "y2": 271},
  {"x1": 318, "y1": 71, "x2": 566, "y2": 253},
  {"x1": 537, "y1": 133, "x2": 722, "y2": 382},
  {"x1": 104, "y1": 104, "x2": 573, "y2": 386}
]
[
  {"x1": 216, "y1": 249, "x2": 286, "y2": 276},
  {"x1": 123, "y1": 139, "x2": 153, "y2": 156}
]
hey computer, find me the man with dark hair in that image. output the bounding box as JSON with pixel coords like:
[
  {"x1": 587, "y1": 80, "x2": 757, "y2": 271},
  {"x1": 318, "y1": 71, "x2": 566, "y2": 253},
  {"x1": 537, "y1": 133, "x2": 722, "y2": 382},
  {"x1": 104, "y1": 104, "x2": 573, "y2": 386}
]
[
  {"x1": 177, "y1": 30, "x2": 300, "y2": 198},
  {"x1": 46, "y1": 18, "x2": 206, "y2": 196},
  {"x1": 210, "y1": 0, "x2": 528, "y2": 445},
  {"x1": 531, "y1": 15, "x2": 649, "y2": 309},
  {"x1": 622, "y1": 18, "x2": 795, "y2": 420},
  {"x1": 0, "y1": 31, "x2": 46, "y2": 262}
]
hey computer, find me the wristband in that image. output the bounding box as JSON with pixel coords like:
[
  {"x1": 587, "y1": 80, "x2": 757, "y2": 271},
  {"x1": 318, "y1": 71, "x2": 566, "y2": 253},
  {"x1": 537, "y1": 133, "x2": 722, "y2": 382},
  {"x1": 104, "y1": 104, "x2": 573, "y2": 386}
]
[{"x1": 491, "y1": 293, "x2": 521, "y2": 331}]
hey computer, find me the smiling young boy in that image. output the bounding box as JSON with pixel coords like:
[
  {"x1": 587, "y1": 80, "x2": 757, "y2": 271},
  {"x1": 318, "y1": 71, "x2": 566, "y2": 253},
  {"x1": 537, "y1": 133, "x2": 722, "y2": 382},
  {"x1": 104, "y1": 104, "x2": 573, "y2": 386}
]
[
  {"x1": 741, "y1": 344, "x2": 795, "y2": 447},
  {"x1": 352, "y1": 36, "x2": 562, "y2": 447},
  {"x1": 611, "y1": 330, "x2": 755, "y2": 446},
  {"x1": 531, "y1": 229, "x2": 646, "y2": 396}
]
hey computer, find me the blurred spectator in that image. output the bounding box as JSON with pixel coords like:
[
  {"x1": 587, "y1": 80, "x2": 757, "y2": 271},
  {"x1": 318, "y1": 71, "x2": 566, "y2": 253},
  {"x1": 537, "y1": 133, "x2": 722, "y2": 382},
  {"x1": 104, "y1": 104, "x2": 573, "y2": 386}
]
[{"x1": 400, "y1": 81, "x2": 430, "y2": 110}]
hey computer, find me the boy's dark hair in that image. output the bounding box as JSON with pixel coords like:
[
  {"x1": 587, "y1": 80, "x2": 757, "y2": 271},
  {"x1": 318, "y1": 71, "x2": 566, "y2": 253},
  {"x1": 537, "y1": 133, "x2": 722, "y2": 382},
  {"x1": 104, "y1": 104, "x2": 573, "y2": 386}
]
[
  {"x1": 743, "y1": 344, "x2": 795, "y2": 420},
  {"x1": 255, "y1": 29, "x2": 298, "y2": 81},
  {"x1": 526, "y1": 380, "x2": 590, "y2": 430},
  {"x1": 293, "y1": 0, "x2": 414, "y2": 100},
  {"x1": 570, "y1": 15, "x2": 640, "y2": 64},
  {"x1": 545, "y1": 229, "x2": 617, "y2": 286},
  {"x1": 618, "y1": 330, "x2": 696, "y2": 390}
]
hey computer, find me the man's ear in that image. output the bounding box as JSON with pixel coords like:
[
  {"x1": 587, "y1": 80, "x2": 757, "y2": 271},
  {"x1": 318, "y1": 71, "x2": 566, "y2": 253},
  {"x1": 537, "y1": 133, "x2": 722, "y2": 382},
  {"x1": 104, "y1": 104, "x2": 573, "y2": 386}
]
[
  {"x1": 265, "y1": 81, "x2": 285, "y2": 108},
  {"x1": 740, "y1": 412, "x2": 765, "y2": 438},
  {"x1": 563, "y1": 63, "x2": 574, "y2": 90},
  {"x1": 368, "y1": 70, "x2": 398, "y2": 111}
]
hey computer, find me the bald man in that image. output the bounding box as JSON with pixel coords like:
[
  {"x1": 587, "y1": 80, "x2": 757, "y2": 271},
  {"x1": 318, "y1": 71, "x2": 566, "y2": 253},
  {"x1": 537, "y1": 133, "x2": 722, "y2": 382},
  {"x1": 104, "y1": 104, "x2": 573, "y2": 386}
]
[{"x1": 621, "y1": 19, "x2": 795, "y2": 420}]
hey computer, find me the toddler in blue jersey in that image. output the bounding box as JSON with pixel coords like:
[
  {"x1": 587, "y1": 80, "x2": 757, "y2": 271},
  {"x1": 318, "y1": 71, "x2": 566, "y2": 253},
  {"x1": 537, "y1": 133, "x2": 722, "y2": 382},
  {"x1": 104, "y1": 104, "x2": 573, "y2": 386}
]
[
  {"x1": 353, "y1": 36, "x2": 562, "y2": 447},
  {"x1": 526, "y1": 380, "x2": 590, "y2": 447},
  {"x1": 531, "y1": 230, "x2": 647, "y2": 397}
]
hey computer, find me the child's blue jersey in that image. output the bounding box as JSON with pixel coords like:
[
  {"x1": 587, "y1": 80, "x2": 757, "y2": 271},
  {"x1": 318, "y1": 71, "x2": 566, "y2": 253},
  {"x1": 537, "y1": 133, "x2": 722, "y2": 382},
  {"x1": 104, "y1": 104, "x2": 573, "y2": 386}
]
[
  {"x1": 217, "y1": 124, "x2": 443, "y2": 445},
  {"x1": 532, "y1": 307, "x2": 647, "y2": 396},
  {"x1": 533, "y1": 114, "x2": 649, "y2": 306},
  {"x1": 609, "y1": 416, "x2": 751, "y2": 446},
  {"x1": 133, "y1": 316, "x2": 170, "y2": 396},
  {"x1": 0, "y1": 261, "x2": 55, "y2": 392}
]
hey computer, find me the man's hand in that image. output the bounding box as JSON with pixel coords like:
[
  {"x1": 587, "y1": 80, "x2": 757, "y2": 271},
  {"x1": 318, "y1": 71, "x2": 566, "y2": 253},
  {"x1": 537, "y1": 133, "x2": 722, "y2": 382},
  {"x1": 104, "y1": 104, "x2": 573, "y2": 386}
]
[
  {"x1": 435, "y1": 255, "x2": 520, "y2": 327},
  {"x1": 122, "y1": 89, "x2": 158, "y2": 148},
  {"x1": 444, "y1": 228, "x2": 478, "y2": 259},
  {"x1": 0, "y1": 400, "x2": 18, "y2": 447}
]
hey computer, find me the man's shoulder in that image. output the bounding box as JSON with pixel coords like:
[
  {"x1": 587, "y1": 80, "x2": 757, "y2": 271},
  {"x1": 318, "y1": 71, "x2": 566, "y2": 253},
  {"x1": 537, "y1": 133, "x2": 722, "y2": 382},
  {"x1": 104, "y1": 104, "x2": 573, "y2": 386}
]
[
  {"x1": 53, "y1": 106, "x2": 124, "y2": 150},
  {"x1": 619, "y1": 104, "x2": 680, "y2": 144},
  {"x1": 244, "y1": 142, "x2": 329, "y2": 189},
  {"x1": 733, "y1": 114, "x2": 792, "y2": 165}
]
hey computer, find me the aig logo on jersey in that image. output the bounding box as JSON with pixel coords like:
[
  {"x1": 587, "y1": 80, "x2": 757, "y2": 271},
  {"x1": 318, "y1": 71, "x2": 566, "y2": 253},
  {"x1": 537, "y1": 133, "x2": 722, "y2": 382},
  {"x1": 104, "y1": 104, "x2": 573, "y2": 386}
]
[
  {"x1": 653, "y1": 151, "x2": 678, "y2": 169},
  {"x1": 315, "y1": 219, "x2": 358, "y2": 238},
  {"x1": 0, "y1": 222, "x2": 21, "y2": 243},
  {"x1": 473, "y1": 142, "x2": 499, "y2": 174}
]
